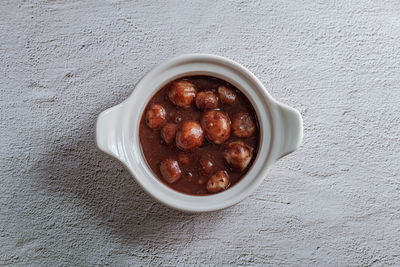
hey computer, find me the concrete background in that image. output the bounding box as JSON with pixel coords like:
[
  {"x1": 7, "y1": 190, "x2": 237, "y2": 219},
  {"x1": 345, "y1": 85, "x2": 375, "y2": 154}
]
[{"x1": 1, "y1": 0, "x2": 399, "y2": 266}]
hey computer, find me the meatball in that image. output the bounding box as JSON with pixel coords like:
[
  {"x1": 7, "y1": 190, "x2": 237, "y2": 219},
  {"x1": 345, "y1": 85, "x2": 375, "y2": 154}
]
[
  {"x1": 223, "y1": 141, "x2": 253, "y2": 171},
  {"x1": 231, "y1": 112, "x2": 256, "y2": 138},
  {"x1": 146, "y1": 104, "x2": 166, "y2": 129},
  {"x1": 195, "y1": 91, "x2": 218, "y2": 110},
  {"x1": 200, "y1": 110, "x2": 231, "y2": 144},
  {"x1": 160, "y1": 123, "x2": 177, "y2": 144},
  {"x1": 168, "y1": 80, "x2": 197, "y2": 108},
  {"x1": 178, "y1": 152, "x2": 190, "y2": 166},
  {"x1": 200, "y1": 158, "x2": 213, "y2": 174},
  {"x1": 160, "y1": 158, "x2": 182, "y2": 183},
  {"x1": 218, "y1": 85, "x2": 236, "y2": 105},
  {"x1": 176, "y1": 121, "x2": 204, "y2": 150},
  {"x1": 206, "y1": 171, "x2": 230, "y2": 193}
]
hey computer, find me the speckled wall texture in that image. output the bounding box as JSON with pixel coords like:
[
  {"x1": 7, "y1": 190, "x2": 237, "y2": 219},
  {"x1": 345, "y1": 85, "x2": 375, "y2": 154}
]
[{"x1": 1, "y1": 0, "x2": 399, "y2": 266}]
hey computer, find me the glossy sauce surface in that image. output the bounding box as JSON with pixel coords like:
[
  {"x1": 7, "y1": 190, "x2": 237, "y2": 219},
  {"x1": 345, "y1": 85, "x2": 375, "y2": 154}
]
[{"x1": 139, "y1": 76, "x2": 259, "y2": 195}]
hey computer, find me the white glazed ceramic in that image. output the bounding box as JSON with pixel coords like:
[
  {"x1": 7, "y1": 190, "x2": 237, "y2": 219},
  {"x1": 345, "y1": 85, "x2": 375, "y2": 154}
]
[{"x1": 95, "y1": 54, "x2": 303, "y2": 212}]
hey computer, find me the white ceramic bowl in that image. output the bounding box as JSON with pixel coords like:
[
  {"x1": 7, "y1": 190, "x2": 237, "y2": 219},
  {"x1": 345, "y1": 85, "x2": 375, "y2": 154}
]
[{"x1": 95, "y1": 54, "x2": 303, "y2": 212}]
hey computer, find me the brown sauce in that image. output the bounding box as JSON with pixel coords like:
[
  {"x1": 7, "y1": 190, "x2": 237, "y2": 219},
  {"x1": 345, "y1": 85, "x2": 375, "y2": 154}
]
[{"x1": 139, "y1": 76, "x2": 259, "y2": 195}]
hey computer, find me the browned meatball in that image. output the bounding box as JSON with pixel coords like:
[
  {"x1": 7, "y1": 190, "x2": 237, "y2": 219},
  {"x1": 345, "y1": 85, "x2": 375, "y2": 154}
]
[
  {"x1": 178, "y1": 152, "x2": 190, "y2": 166},
  {"x1": 146, "y1": 104, "x2": 166, "y2": 129},
  {"x1": 176, "y1": 121, "x2": 204, "y2": 150},
  {"x1": 200, "y1": 110, "x2": 231, "y2": 144},
  {"x1": 218, "y1": 85, "x2": 236, "y2": 105},
  {"x1": 206, "y1": 171, "x2": 230, "y2": 193},
  {"x1": 223, "y1": 141, "x2": 253, "y2": 171},
  {"x1": 200, "y1": 158, "x2": 213, "y2": 174},
  {"x1": 160, "y1": 158, "x2": 182, "y2": 183},
  {"x1": 231, "y1": 112, "x2": 256, "y2": 138},
  {"x1": 160, "y1": 123, "x2": 177, "y2": 144},
  {"x1": 168, "y1": 80, "x2": 197, "y2": 108},
  {"x1": 195, "y1": 91, "x2": 218, "y2": 110}
]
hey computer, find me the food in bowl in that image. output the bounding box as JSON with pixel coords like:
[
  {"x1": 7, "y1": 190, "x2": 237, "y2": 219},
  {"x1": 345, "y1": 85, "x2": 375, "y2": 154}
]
[
  {"x1": 96, "y1": 54, "x2": 303, "y2": 211},
  {"x1": 139, "y1": 75, "x2": 260, "y2": 195}
]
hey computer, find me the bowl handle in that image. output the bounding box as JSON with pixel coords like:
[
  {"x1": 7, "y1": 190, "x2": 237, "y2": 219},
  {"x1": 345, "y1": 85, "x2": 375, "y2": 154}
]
[
  {"x1": 95, "y1": 103, "x2": 127, "y2": 163},
  {"x1": 274, "y1": 102, "x2": 303, "y2": 159}
]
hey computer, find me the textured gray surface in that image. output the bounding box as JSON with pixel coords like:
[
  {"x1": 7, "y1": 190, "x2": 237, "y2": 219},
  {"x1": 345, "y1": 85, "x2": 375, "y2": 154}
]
[{"x1": 1, "y1": 0, "x2": 400, "y2": 266}]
